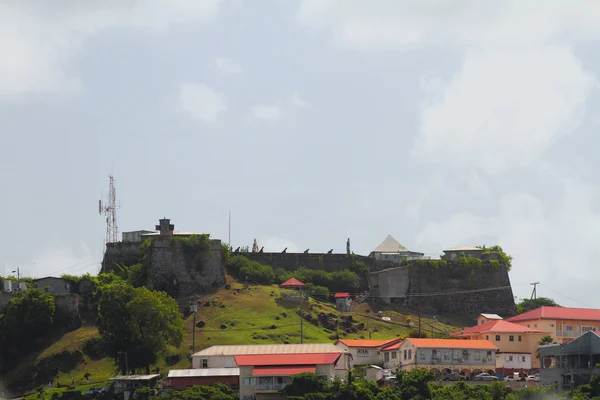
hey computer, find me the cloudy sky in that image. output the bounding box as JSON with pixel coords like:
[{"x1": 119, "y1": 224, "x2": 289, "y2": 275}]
[{"x1": 2, "y1": 1, "x2": 600, "y2": 307}]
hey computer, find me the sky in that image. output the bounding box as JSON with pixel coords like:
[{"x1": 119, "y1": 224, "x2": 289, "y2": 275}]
[{"x1": 2, "y1": 0, "x2": 600, "y2": 308}]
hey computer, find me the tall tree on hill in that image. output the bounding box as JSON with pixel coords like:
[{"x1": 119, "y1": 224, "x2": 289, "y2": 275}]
[
  {"x1": 516, "y1": 297, "x2": 560, "y2": 314},
  {"x1": 97, "y1": 284, "x2": 185, "y2": 374}
]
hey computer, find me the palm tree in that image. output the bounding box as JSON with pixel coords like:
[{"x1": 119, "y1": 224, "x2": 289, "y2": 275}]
[{"x1": 536, "y1": 335, "x2": 554, "y2": 361}]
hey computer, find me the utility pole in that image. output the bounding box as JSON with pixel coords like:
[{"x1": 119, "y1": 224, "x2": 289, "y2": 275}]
[
  {"x1": 118, "y1": 351, "x2": 129, "y2": 375},
  {"x1": 190, "y1": 300, "x2": 198, "y2": 352},
  {"x1": 11, "y1": 267, "x2": 20, "y2": 282},
  {"x1": 530, "y1": 282, "x2": 539, "y2": 300},
  {"x1": 300, "y1": 298, "x2": 304, "y2": 344},
  {"x1": 228, "y1": 211, "x2": 231, "y2": 247}
]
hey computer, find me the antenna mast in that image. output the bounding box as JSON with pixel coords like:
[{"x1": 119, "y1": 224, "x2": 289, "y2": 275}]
[{"x1": 99, "y1": 175, "x2": 119, "y2": 246}]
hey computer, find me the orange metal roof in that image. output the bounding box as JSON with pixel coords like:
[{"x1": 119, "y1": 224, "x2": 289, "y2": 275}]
[
  {"x1": 506, "y1": 306, "x2": 600, "y2": 322},
  {"x1": 407, "y1": 338, "x2": 497, "y2": 350},
  {"x1": 334, "y1": 292, "x2": 350, "y2": 299},
  {"x1": 234, "y1": 353, "x2": 340, "y2": 366},
  {"x1": 381, "y1": 340, "x2": 404, "y2": 351},
  {"x1": 336, "y1": 339, "x2": 400, "y2": 348},
  {"x1": 279, "y1": 278, "x2": 306, "y2": 288},
  {"x1": 252, "y1": 366, "x2": 316, "y2": 376},
  {"x1": 450, "y1": 320, "x2": 542, "y2": 336}
]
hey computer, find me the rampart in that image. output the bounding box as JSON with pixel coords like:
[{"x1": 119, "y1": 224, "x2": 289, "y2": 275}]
[{"x1": 237, "y1": 252, "x2": 384, "y2": 272}]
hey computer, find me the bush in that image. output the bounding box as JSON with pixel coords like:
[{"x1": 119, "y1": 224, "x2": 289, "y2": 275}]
[
  {"x1": 226, "y1": 255, "x2": 275, "y2": 284},
  {"x1": 307, "y1": 284, "x2": 329, "y2": 301}
]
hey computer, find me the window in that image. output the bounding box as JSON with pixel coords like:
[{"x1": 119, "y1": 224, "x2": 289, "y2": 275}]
[
  {"x1": 565, "y1": 326, "x2": 573, "y2": 331},
  {"x1": 443, "y1": 351, "x2": 450, "y2": 360},
  {"x1": 518, "y1": 336, "x2": 522, "y2": 342},
  {"x1": 243, "y1": 378, "x2": 257, "y2": 386},
  {"x1": 408, "y1": 349, "x2": 412, "y2": 359},
  {"x1": 583, "y1": 326, "x2": 594, "y2": 333},
  {"x1": 474, "y1": 351, "x2": 480, "y2": 361},
  {"x1": 520, "y1": 356, "x2": 526, "y2": 362},
  {"x1": 509, "y1": 335, "x2": 514, "y2": 342},
  {"x1": 495, "y1": 335, "x2": 501, "y2": 341},
  {"x1": 420, "y1": 350, "x2": 426, "y2": 360},
  {"x1": 506, "y1": 355, "x2": 513, "y2": 362},
  {"x1": 201, "y1": 358, "x2": 208, "y2": 368},
  {"x1": 403, "y1": 350, "x2": 408, "y2": 360},
  {"x1": 384, "y1": 352, "x2": 390, "y2": 362},
  {"x1": 357, "y1": 349, "x2": 369, "y2": 357},
  {"x1": 377, "y1": 352, "x2": 380, "y2": 355},
  {"x1": 486, "y1": 335, "x2": 489, "y2": 340},
  {"x1": 392, "y1": 352, "x2": 397, "y2": 359},
  {"x1": 527, "y1": 324, "x2": 530, "y2": 328},
  {"x1": 550, "y1": 324, "x2": 555, "y2": 328},
  {"x1": 534, "y1": 324, "x2": 538, "y2": 328},
  {"x1": 487, "y1": 351, "x2": 492, "y2": 360},
  {"x1": 432, "y1": 349, "x2": 438, "y2": 359}
]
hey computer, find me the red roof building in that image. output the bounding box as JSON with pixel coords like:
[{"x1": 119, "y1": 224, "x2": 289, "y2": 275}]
[
  {"x1": 335, "y1": 339, "x2": 402, "y2": 366},
  {"x1": 334, "y1": 292, "x2": 350, "y2": 299},
  {"x1": 279, "y1": 278, "x2": 306, "y2": 288},
  {"x1": 506, "y1": 306, "x2": 600, "y2": 344}
]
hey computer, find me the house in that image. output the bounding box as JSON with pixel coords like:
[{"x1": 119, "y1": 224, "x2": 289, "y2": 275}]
[
  {"x1": 35, "y1": 277, "x2": 74, "y2": 295},
  {"x1": 451, "y1": 319, "x2": 545, "y2": 373},
  {"x1": 369, "y1": 235, "x2": 424, "y2": 262},
  {"x1": 539, "y1": 330, "x2": 600, "y2": 391},
  {"x1": 122, "y1": 230, "x2": 155, "y2": 243},
  {"x1": 381, "y1": 340, "x2": 404, "y2": 371},
  {"x1": 441, "y1": 246, "x2": 483, "y2": 261},
  {"x1": 168, "y1": 368, "x2": 240, "y2": 390},
  {"x1": 506, "y1": 306, "x2": 600, "y2": 344},
  {"x1": 335, "y1": 339, "x2": 402, "y2": 366},
  {"x1": 397, "y1": 338, "x2": 497, "y2": 379},
  {"x1": 334, "y1": 293, "x2": 352, "y2": 312},
  {"x1": 109, "y1": 375, "x2": 160, "y2": 400},
  {"x1": 191, "y1": 344, "x2": 352, "y2": 399},
  {"x1": 477, "y1": 313, "x2": 503, "y2": 325}
]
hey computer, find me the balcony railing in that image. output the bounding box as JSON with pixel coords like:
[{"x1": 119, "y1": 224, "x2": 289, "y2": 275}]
[
  {"x1": 255, "y1": 383, "x2": 286, "y2": 391},
  {"x1": 556, "y1": 330, "x2": 581, "y2": 338},
  {"x1": 418, "y1": 358, "x2": 493, "y2": 365}
]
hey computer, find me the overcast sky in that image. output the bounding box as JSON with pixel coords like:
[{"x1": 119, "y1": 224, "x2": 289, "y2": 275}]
[{"x1": 2, "y1": 1, "x2": 600, "y2": 308}]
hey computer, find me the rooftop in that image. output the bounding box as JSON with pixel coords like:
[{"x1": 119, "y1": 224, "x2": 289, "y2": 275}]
[
  {"x1": 372, "y1": 235, "x2": 408, "y2": 253},
  {"x1": 506, "y1": 306, "x2": 600, "y2": 322},
  {"x1": 235, "y1": 353, "x2": 340, "y2": 366},
  {"x1": 192, "y1": 343, "x2": 346, "y2": 357},
  {"x1": 334, "y1": 292, "x2": 350, "y2": 299},
  {"x1": 406, "y1": 338, "x2": 497, "y2": 350},
  {"x1": 381, "y1": 341, "x2": 404, "y2": 351},
  {"x1": 336, "y1": 339, "x2": 400, "y2": 348},
  {"x1": 451, "y1": 320, "x2": 542, "y2": 336},
  {"x1": 479, "y1": 313, "x2": 503, "y2": 320},
  {"x1": 142, "y1": 232, "x2": 205, "y2": 237},
  {"x1": 168, "y1": 369, "x2": 240, "y2": 378},
  {"x1": 110, "y1": 374, "x2": 160, "y2": 381},
  {"x1": 279, "y1": 278, "x2": 306, "y2": 288},
  {"x1": 444, "y1": 246, "x2": 482, "y2": 252}
]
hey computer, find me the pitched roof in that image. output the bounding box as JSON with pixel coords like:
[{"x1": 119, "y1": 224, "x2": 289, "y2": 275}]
[
  {"x1": 234, "y1": 353, "x2": 340, "y2": 366},
  {"x1": 444, "y1": 246, "x2": 482, "y2": 252},
  {"x1": 192, "y1": 343, "x2": 345, "y2": 357},
  {"x1": 334, "y1": 292, "x2": 350, "y2": 299},
  {"x1": 381, "y1": 340, "x2": 404, "y2": 351},
  {"x1": 451, "y1": 320, "x2": 542, "y2": 336},
  {"x1": 479, "y1": 313, "x2": 503, "y2": 320},
  {"x1": 406, "y1": 338, "x2": 497, "y2": 350},
  {"x1": 279, "y1": 278, "x2": 306, "y2": 288},
  {"x1": 372, "y1": 235, "x2": 408, "y2": 253},
  {"x1": 252, "y1": 366, "x2": 316, "y2": 376},
  {"x1": 506, "y1": 306, "x2": 600, "y2": 322},
  {"x1": 336, "y1": 339, "x2": 400, "y2": 348}
]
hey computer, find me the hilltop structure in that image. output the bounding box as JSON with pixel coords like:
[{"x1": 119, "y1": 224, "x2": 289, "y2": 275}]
[{"x1": 369, "y1": 235, "x2": 424, "y2": 262}]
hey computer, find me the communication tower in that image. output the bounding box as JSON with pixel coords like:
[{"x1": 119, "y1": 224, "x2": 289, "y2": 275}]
[{"x1": 99, "y1": 175, "x2": 119, "y2": 246}]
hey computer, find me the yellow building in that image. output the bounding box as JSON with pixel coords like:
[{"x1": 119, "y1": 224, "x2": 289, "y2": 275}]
[
  {"x1": 452, "y1": 319, "x2": 546, "y2": 371},
  {"x1": 397, "y1": 338, "x2": 497, "y2": 380},
  {"x1": 506, "y1": 306, "x2": 600, "y2": 344}
]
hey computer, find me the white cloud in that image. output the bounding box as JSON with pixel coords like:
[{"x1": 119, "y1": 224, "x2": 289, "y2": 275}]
[
  {"x1": 412, "y1": 46, "x2": 597, "y2": 174},
  {"x1": 179, "y1": 83, "x2": 227, "y2": 123},
  {"x1": 292, "y1": 93, "x2": 309, "y2": 107},
  {"x1": 253, "y1": 105, "x2": 282, "y2": 123},
  {"x1": 0, "y1": 1, "x2": 230, "y2": 101},
  {"x1": 415, "y1": 178, "x2": 600, "y2": 307},
  {"x1": 214, "y1": 57, "x2": 243, "y2": 75},
  {"x1": 296, "y1": 1, "x2": 600, "y2": 51}
]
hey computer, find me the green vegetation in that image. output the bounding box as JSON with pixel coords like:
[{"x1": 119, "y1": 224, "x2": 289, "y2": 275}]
[
  {"x1": 97, "y1": 284, "x2": 185, "y2": 374},
  {"x1": 517, "y1": 297, "x2": 560, "y2": 314},
  {"x1": 478, "y1": 245, "x2": 513, "y2": 271}
]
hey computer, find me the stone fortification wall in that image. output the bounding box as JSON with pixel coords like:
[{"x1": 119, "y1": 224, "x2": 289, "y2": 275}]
[
  {"x1": 368, "y1": 260, "x2": 517, "y2": 318},
  {"x1": 238, "y1": 252, "x2": 377, "y2": 272},
  {"x1": 102, "y1": 241, "x2": 143, "y2": 273}
]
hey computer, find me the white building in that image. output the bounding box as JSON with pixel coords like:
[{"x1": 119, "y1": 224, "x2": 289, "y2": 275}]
[
  {"x1": 369, "y1": 235, "x2": 424, "y2": 262},
  {"x1": 335, "y1": 339, "x2": 402, "y2": 366}
]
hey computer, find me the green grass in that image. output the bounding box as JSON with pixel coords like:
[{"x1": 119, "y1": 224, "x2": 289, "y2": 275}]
[{"x1": 5, "y1": 279, "x2": 462, "y2": 397}]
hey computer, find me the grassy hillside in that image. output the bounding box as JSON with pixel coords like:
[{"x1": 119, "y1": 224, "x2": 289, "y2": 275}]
[{"x1": 2, "y1": 279, "x2": 461, "y2": 398}]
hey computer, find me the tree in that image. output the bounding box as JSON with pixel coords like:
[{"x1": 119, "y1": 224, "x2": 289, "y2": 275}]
[
  {"x1": 97, "y1": 284, "x2": 185, "y2": 373},
  {"x1": 536, "y1": 335, "x2": 554, "y2": 360},
  {"x1": 516, "y1": 297, "x2": 559, "y2": 314}
]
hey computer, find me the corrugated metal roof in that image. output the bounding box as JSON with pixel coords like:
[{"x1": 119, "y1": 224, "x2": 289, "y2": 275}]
[
  {"x1": 192, "y1": 343, "x2": 346, "y2": 357},
  {"x1": 381, "y1": 341, "x2": 404, "y2": 351},
  {"x1": 480, "y1": 313, "x2": 503, "y2": 320},
  {"x1": 451, "y1": 320, "x2": 542, "y2": 336},
  {"x1": 235, "y1": 353, "x2": 340, "y2": 366},
  {"x1": 279, "y1": 278, "x2": 306, "y2": 287},
  {"x1": 168, "y1": 369, "x2": 240, "y2": 378},
  {"x1": 372, "y1": 235, "x2": 408, "y2": 253},
  {"x1": 406, "y1": 339, "x2": 497, "y2": 350},
  {"x1": 252, "y1": 366, "x2": 315, "y2": 376},
  {"x1": 110, "y1": 375, "x2": 160, "y2": 381},
  {"x1": 334, "y1": 292, "x2": 350, "y2": 299},
  {"x1": 337, "y1": 339, "x2": 400, "y2": 348}
]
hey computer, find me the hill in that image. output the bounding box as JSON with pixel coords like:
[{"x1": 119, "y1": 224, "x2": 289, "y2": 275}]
[{"x1": 1, "y1": 277, "x2": 462, "y2": 398}]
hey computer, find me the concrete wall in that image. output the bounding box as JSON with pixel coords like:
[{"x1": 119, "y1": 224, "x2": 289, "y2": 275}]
[
  {"x1": 382, "y1": 349, "x2": 401, "y2": 370},
  {"x1": 369, "y1": 261, "x2": 517, "y2": 317},
  {"x1": 497, "y1": 353, "x2": 531, "y2": 370},
  {"x1": 192, "y1": 354, "x2": 236, "y2": 369},
  {"x1": 36, "y1": 277, "x2": 73, "y2": 295},
  {"x1": 336, "y1": 343, "x2": 382, "y2": 366}
]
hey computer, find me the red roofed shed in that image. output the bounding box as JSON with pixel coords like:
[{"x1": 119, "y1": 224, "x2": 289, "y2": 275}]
[
  {"x1": 279, "y1": 278, "x2": 306, "y2": 288},
  {"x1": 334, "y1": 292, "x2": 349, "y2": 299}
]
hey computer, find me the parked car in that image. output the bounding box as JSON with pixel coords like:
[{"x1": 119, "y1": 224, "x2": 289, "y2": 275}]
[
  {"x1": 444, "y1": 372, "x2": 467, "y2": 381},
  {"x1": 514, "y1": 372, "x2": 528, "y2": 381},
  {"x1": 527, "y1": 374, "x2": 540, "y2": 382},
  {"x1": 473, "y1": 373, "x2": 498, "y2": 381},
  {"x1": 504, "y1": 376, "x2": 515, "y2": 382}
]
